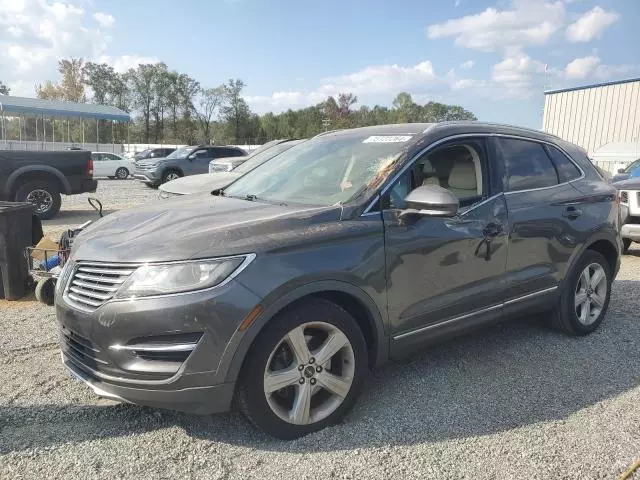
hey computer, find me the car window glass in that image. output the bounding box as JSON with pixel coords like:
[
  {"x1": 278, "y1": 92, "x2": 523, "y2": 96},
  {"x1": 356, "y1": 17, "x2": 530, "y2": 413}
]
[
  {"x1": 386, "y1": 141, "x2": 485, "y2": 210},
  {"x1": 497, "y1": 138, "x2": 558, "y2": 191},
  {"x1": 107, "y1": 154, "x2": 119, "y2": 160},
  {"x1": 193, "y1": 149, "x2": 210, "y2": 158},
  {"x1": 91, "y1": 153, "x2": 103, "y2": 161},
  {"x1": 545, "y1": 145, "x2": 581, "y2": 182}
]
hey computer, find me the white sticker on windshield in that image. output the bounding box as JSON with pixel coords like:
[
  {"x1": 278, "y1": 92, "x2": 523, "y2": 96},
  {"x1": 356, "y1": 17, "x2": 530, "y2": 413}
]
[{"x1": 363, "y1": 135, "x2": 413, "y2": 143}]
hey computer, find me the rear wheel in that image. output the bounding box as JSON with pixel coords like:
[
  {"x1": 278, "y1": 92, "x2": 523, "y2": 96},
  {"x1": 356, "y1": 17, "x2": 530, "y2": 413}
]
[
  {"x1": 162, "y1": 170, "x2": 181, "y2": 184},
  {"x1": 237, "y1": 298, "x2": 367, "y2": 439},
  {"x1": 14, "y1": 180, "x2": 61, "y2": 220},
  {"x1": 550, "y1": 250, "x2": 612, "y2": 335},
  {"x1": 115, "y1": 167, "x2": 129, "y2": 179}
]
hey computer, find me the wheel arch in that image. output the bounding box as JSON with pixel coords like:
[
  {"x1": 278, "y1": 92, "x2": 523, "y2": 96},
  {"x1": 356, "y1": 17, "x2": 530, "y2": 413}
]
[
  {"x1": 562, "y1": 232, "x2": 619, "y2": 292},
  {"x1": 222, "y1": 280, "x2": 388, "y2": 385},
  {"x1": 5, "y1": 166, "x2": 70, "y2": 197}
]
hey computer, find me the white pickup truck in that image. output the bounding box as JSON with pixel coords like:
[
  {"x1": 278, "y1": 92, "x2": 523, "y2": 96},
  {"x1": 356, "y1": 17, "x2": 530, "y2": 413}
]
[{"x1": 615, "y1": 178, "x2": 640, "y2": 253}]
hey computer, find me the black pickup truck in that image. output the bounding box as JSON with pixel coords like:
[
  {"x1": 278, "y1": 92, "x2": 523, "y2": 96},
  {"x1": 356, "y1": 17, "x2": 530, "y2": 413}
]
[{"x1": 0, "y1": 150, "x2": 97, "y2": 219}]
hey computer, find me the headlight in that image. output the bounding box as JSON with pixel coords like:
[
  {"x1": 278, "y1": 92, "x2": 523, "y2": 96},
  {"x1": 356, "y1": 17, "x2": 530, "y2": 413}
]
[{"x1": 114, "y1": 255, "x2": 254, "y2": 298}]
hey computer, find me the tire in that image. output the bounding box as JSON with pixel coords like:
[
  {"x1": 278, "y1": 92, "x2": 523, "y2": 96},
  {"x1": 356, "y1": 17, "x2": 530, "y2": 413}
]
[
  {"x1": 161, "y1": 170, "x2": 182, "y2": 184},
  {"x1": 622, "y1": 238, "x2": 632, "y2": 254},
  {"x1": 237, "y1": 298, "x2": 368, "y2": 439},
  {"x1": 115, "y1": 167, "x2": 129, "y2": 180},
  {"x1": 35, "y1": 278, "x2": 56, "y2": 306},
  {"x1": 14, "y1": 180, "x2": 61, "y2": 220},
  {"x1": 550, "y1": 250, "x2": 612, "y2": 336}
]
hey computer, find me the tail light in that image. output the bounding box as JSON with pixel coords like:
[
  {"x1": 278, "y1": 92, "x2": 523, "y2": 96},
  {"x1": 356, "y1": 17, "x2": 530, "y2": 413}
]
[{"x1": 87, "y1": 158, "x2": 94, "y2": 177}]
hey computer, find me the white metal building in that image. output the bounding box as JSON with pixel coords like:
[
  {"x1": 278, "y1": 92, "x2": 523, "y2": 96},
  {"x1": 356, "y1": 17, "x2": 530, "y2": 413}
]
[{"x1": 543, "y1": 77, "x2": 640, "y2": 172}]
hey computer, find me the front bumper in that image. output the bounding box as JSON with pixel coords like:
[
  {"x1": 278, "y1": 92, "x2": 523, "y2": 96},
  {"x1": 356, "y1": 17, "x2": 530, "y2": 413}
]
[
  {"x1": 56, "y1": 278, "x2": 260, "y2": 414},
  {"x1": 621, "y1": 223, "x2": 640, "y2": 242},
  {"x1": 133, "y1": 172, "x2": 159, "y2": 184}
]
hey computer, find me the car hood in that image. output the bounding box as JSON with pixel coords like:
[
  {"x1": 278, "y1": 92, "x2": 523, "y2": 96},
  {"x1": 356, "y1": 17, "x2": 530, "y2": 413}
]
[
  {"x1": 136, "y1": 158, "x2": 169, "y2": 168},
  {"x1": 159, "y1": 172, "x2": 241, "y2": 195},
  {"x1": 613, "y1": 177, "x2": 640, "y2": 190},
  {"x1": 71, "y1": 193, "x2": 341, "y2": 263}
]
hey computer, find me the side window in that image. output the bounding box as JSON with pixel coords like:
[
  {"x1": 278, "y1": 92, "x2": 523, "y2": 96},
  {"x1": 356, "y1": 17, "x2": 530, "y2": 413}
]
[
  {"x1": 385, "y1": 140, "x2": 486, "y2": 210},
  {"x1": 193, "y1": 149, "x2": 210, "y2": 159},
  {"x1": 497, "y1": 138, "x2": 558, "y2": 192},
  {"x1": 545, "y1": 145, "x2": 581, "y2": 182},
  {"x1": 106, "y1": 154, "x2": 120, "y2": 160},
  {"x1": 91, "y1": 153, "x2": 103, "y2": 161}
]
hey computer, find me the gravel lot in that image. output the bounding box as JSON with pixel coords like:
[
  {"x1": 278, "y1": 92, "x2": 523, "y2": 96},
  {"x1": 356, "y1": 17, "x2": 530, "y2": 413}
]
[{"x1": 1, "y1": 180, "x2": 639, "y2": 479}]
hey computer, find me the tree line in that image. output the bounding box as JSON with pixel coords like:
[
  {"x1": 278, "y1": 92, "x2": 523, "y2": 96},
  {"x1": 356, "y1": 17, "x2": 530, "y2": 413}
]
[{"x1": 1, "y1": 59, "x2": 477, "y2": 145}]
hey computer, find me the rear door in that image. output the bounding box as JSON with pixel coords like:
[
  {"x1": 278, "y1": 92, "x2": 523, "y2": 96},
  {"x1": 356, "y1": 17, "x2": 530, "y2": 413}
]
[
  {"x1": 494, "y1": 136, "x2": 584, "y2": 312},
  {"x1": 91, "y1": 153, "x2": 107, "y2": 176}
]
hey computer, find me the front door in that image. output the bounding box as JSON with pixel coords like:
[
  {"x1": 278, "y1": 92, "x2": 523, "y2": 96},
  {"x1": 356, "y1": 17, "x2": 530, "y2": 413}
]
[
  {"x1": 383, "y1": 137, "x2": 509, "y2": 351},
  {"x1": 186, "y1": 149, "x2": 214, "y2": 175}
]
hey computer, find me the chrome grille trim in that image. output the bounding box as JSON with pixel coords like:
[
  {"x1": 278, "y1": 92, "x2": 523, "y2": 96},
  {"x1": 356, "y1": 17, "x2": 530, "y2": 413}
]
[{"x1": 64, "y1": 262, "x2": 140, "y2": 311}]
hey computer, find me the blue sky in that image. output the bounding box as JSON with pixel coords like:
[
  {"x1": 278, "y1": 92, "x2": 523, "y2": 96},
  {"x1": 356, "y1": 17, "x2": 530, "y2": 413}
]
[{"x1": 1, "y1": 0, "x2": 638, "y2": 128}]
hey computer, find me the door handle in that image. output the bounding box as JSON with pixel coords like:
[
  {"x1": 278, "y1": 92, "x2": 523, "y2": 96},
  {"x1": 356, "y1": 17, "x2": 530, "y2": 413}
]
[
  {"x1": 563, "y1": 206, "x2": 583, "y2": 219},
  {"x1": 482, "y1": 223, "x2": 503, "y2": 238}
]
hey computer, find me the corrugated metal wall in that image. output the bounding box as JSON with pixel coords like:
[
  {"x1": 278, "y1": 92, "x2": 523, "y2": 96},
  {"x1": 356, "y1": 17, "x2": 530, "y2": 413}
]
[{"x1": 543, "y1": 79, "x2": 640, "y2": 155}]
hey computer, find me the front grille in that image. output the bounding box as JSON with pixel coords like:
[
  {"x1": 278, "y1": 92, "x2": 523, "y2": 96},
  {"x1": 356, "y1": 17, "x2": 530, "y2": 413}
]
[
  {"x1": 620, "y1": 191, "x2": 629, "y2": 204},
  {"x1": 65, "y1": 263, "x2": 136, "y2": 311},
  {"x1": 60, "y1": 327, "x2": 109, "y2": 370}
]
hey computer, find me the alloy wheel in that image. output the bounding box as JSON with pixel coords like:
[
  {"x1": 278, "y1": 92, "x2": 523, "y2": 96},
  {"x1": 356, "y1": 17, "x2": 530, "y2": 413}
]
[
  {"x1": 263, "y1": 322, "x2": 355, "y2": 426},
  {"x1": 574, "y1": 262, "x2": 607, "y2": 325},
  {"x1": 165, "y1": 172, "x2": 179, "y2": 182},
  {"x1": 25, "y1": 189, "x2": 53, "y2": 214}
]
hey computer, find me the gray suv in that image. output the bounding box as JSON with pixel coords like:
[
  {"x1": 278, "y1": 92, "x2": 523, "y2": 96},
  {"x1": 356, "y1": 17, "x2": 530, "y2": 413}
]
[
  {"x1": 56, "y1": 122, "x2": 621, "y2": 439},
  {"x1": 133, "y1": 145, "x2": 246, "y2": 187}
]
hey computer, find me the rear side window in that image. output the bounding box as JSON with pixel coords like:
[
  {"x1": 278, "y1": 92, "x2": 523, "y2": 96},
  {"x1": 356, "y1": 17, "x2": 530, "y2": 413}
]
[
  {"x1": 545, "y1": 145, "x2": 581, "y2": 182},
  {"x1": 497, "y1": 138, "x2": 558, "y2": 191}
]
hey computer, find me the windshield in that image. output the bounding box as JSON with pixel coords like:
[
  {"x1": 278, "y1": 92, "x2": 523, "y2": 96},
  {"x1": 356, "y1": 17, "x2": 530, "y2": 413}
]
[
  {"x1": 234, "y1": 140, "x2": 304, "y2": 174},
  {"x1": 223, "y1": 133, "x2": 413, "y2": 206},
  {"x1": 166, "y1": 146, "x2": 196, "y2": 160},
  {"x1": 623, "y1": 159, "x2": 640, "y2": 173}
]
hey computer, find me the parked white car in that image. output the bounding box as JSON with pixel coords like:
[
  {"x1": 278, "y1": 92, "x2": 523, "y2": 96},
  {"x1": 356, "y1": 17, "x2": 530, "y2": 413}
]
[{"x1": 91, "y1": 152, "x2": 133, "y2": 179}]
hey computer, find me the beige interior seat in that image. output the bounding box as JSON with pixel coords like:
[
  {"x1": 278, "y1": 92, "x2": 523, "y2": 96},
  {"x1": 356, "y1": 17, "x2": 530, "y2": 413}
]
[{"x1": 447, "y1": 159, "x2": 478, "y2": 199}]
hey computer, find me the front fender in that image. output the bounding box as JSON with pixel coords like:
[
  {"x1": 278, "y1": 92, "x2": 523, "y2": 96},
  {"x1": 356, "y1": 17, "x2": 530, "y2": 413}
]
[
  {"x1": 219, "y1": 279, "x2": 388, "y2": 385},
  {"x1": 5, "y1": 165, "x2": 72, "y2": 196}
]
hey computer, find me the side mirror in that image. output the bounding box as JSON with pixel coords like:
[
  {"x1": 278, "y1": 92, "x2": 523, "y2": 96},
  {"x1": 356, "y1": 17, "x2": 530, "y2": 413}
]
[
  {"x1": 618, "y1": 168, "x2": 626, "y2": 174},
  {"x1": 187, "y1": 154, "x2": 196, "y2": 160},
  {"x1": 400, "y1": 185, "x2": 459, "y2": 218}
]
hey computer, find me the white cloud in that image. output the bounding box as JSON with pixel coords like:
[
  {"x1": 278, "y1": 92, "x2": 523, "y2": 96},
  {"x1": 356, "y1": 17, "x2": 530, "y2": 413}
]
[
  {"x1": 245, "y1": 61, "x2": 444, "y2": 112},
  {"x1": 564, "y1": 55, "x2": 636, "y2": 80},
  {"x1": 0, "y1": 0, "x2": 152, "y2": 97},
  {"x1": 460, "y1": 60, "x2": 474, "y2": 70},
  {"x1": 565, "y1": 55, "x2": 601, "y2": 79},
  {"x1": 427, "y1": 0, "x2": 566, "y2": 52},
  {"x1": 491, "y1": 52, "x2": 547, "y2": 97},
  {"x1": 566, "y1": 6, "x2": 619, "y2": 42},
  {"x1": 93, "y1": 12, "x2": 115, "y2": 28},
  {"x1": 454, "y1": 0, "x2": 461, "y2": 7},
  {"x1": 98, "y1": 54, "x2": 160, "y2": 73}
]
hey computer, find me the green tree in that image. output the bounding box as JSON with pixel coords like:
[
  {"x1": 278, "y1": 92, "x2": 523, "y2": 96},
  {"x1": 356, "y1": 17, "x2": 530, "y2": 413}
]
[
  {"x1": 197, "y1": 86, "x2": 225, "y2": 144},
  {"x1": 58, "y1": 58, "x2": 86, "y2": 102},
  {"x1": 127, "y1": 64, "x2": 159, "y2": 142},
  {"x1": 0, "y1": 81, "x2": 9, "y2": 95},
  {"x1": 222, "y1": 79, "x2": 252, "y2": 143}
]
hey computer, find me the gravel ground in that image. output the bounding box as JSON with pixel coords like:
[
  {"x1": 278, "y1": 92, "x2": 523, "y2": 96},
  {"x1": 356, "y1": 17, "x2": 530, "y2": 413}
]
[{"x1": 1, "y1": 180, "x2": 640, "y2": 479}]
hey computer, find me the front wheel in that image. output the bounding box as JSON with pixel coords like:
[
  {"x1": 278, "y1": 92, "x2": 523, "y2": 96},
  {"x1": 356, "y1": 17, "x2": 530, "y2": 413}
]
[
  {"x1": 161, "y1": 170, "x2": 181, "y2": 184},
  {"x1": 550, "y1": 250, "x2": 612, "y2": 335},
  {"x1": 237, "y1": 298, "x2": 367, "y2": 439}
]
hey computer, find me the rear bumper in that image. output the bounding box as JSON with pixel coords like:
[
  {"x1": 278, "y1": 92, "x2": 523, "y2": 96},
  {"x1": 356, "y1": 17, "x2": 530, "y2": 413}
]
[
  {"x1": 621, "y1": 223, "x2": 640, "y2": 242},
  {"x1": 63, "y1": 354, "x2": 235, "y2": 414},
  {"x1": 80, "y1": 179, "x2": 98, "y2": 193}
]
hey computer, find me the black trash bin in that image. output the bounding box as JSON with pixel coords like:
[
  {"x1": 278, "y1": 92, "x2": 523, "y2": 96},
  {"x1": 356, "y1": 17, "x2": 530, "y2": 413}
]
[{"x1": 0, "y1": 201, "x2": 35, "y2": 300}]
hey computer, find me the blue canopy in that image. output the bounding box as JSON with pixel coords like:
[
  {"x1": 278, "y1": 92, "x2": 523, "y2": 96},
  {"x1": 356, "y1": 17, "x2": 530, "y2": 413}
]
[{"x1": 0, "y1": 95, "x2": 130, "y2": 122}]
